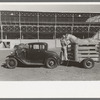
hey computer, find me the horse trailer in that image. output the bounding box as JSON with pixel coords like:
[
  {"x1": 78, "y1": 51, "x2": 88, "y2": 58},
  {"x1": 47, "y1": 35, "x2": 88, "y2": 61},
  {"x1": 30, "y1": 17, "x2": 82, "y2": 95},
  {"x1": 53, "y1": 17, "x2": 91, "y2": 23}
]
[{"x1": 61, "y1": 42, "x2": 100, "y2": 69}]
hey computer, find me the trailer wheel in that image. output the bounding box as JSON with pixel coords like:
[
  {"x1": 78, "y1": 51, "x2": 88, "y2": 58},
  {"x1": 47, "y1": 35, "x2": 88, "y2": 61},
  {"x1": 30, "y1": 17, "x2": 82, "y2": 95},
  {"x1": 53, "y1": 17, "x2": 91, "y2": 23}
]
[{"x1": 81, "y1": 58, "x2": 94, "y2": 69}]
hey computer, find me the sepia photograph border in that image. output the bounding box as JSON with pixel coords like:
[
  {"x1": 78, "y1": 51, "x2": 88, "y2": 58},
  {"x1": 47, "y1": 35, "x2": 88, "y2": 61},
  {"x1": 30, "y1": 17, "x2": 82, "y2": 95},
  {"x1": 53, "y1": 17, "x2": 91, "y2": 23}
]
[{"x1": 0, "y1": 1, "x2": 100, "y2": 98}]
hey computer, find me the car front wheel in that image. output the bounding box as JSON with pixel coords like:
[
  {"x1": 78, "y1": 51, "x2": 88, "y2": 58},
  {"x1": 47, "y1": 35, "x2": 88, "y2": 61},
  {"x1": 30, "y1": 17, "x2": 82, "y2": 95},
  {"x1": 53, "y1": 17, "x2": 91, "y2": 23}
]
[
  {"x1": 6, "y1": 57, "x2": 18, "y2": 69},
  {"x1": 46, "y1": 58, "x2": 57, "y2": 69}
]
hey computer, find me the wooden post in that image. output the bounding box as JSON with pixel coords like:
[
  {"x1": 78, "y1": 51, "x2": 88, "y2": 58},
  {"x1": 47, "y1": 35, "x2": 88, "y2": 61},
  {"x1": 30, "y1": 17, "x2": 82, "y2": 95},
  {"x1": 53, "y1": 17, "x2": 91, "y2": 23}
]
[
  {"x1": 37, "y1": 12, "x2": 39, "y2": 42},
  {"x1": 55, "y1": 13, "x2": 57, "y2": 48},
  {"x1": 5, "y1": 34, "x2": 7, "y2": 39},
  {"x1": 72, "y1": 13, "x2": 74, "y2": 35},
  {"x1": 99, "y1": 42, "x2": 100, "y2": 62},
  {"x1": 19, "y1": 11, "x2": 21, "y2": 43},
  {"x1": 75, "y1": 43, "x2": 78, "y2": 62},
  {"x1": 0, "y1": 12, "x2": 3, "y2": 40}
]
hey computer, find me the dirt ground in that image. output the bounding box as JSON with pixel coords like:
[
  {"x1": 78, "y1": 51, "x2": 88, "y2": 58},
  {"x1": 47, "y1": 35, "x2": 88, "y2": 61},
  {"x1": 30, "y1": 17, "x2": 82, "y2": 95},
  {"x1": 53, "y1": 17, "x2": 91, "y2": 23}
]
[{"x1": 0, "y1": 49, "x2": 100, "y2": 81}]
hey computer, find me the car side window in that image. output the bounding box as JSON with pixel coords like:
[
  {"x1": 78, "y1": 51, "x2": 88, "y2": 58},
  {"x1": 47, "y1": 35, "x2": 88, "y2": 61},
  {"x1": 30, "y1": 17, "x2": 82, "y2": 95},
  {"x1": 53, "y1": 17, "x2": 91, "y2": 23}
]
[
  {"x1": 28, "y1": 44, "x2": 46, "y2": 50},
  {"x1": 40, "y1": 45, "x2": 45, "y2": 50},
  {"x1": 30, "y1": 45, "x2": 33, "y2": 49},
  {"x1": 33, "y1": 45, "x2": 39, "y2": 50}
]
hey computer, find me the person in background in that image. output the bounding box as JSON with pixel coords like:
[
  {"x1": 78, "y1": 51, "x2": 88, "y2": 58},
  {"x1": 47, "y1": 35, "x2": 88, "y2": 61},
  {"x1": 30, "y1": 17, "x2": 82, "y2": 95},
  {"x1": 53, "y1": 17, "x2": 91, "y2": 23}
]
[{"x1": 60, "y1": 34, "x2": 70, "y2": 61}]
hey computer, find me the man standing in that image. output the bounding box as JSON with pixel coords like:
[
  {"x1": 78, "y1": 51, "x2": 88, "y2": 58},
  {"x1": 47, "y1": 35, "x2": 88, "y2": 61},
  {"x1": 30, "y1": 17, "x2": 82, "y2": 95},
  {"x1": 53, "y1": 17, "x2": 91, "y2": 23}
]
[{"x1": 60, "y1": 35, "x2": 70, "y2": 61}]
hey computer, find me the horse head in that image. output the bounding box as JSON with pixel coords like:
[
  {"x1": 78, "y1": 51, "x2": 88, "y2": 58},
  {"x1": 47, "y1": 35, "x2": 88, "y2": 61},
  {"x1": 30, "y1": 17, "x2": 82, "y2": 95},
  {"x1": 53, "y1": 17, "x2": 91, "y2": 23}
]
[
  {"x1": 92, "y1": 30, "x2": 100, "y2": 40},
  {"x1": 65, "y1": 34, "x2": 78, "y2": 43}
]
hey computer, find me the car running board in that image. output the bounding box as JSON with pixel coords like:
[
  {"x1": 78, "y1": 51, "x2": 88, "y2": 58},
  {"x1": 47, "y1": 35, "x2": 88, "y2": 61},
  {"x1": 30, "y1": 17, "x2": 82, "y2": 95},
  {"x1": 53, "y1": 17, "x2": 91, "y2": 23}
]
[{"x1": 22, "y1": 60, "x2": 44, "y2": 65}]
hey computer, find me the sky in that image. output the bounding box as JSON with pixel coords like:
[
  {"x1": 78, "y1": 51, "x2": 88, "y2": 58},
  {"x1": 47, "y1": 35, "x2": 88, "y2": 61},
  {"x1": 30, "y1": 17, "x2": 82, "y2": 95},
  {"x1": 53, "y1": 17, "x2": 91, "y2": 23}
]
[{"x1": 0, "y1": 3, "x2": 100, "y2": 13}]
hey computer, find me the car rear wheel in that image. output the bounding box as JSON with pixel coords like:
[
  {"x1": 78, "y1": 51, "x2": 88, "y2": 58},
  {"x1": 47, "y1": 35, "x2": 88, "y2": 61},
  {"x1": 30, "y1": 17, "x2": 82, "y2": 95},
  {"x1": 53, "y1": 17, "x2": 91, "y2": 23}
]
[
  {"x1": 81, "y1": 58, "x2": 94, "y2": 69},
  {"x1": 46, "y1": 58, "x2": 57, "y2": 69},
  {"x1": 6, "y1": 57, "x2": 18, "y2": 69}
]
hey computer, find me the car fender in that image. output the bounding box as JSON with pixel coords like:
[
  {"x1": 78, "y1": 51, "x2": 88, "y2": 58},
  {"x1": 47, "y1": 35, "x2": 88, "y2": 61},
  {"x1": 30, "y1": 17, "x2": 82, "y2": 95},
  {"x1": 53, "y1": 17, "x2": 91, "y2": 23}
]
[
  {"x1": 6, "y1": 55, "x2": 24, "y2": 64},
  {"x1": 44, "y1": 55, "x2": 60, "y2": 65}
]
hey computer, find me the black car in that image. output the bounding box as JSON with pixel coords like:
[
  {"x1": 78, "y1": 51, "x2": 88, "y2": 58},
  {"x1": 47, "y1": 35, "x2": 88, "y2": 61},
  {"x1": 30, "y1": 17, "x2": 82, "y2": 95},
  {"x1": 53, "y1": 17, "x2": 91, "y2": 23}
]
[{"x1": 6, "y1": 42, "x2": 61, "y2": 69}]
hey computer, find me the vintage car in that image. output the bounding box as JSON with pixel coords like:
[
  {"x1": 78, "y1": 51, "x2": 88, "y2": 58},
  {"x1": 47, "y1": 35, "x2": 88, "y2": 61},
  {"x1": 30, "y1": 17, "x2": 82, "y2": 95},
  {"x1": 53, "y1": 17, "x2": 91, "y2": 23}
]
[{"x1": 6, "y1": 42, "x2": 61, "y2": 69}]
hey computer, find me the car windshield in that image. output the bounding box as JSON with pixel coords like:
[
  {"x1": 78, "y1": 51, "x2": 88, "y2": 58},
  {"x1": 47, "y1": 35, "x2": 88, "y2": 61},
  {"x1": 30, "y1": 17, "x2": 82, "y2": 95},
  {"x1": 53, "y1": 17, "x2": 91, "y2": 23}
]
[{"x1": 40, "y1": 45, "x2": 45, "y2": 49}]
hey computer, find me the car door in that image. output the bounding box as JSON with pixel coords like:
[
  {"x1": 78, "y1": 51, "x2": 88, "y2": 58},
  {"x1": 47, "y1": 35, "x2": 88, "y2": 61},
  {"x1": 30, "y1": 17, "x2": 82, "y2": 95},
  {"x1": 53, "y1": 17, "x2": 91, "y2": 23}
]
[
  {"x1": 36, "y1": 49, "x2": 46, "y2": 63},
  {"x1": 27, "y1": 44, "x2": 38, "y2": 63},
  {"x1": 28, "y1": 44, "x2": 45, "y2": 63},
  {"x1": 33, "y1": 44, "x2": 46, "y2": 63}
]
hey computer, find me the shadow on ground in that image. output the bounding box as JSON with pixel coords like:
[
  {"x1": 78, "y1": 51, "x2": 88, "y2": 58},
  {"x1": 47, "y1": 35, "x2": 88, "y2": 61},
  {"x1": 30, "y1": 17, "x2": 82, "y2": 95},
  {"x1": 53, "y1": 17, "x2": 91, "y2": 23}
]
[
  {"x1": 62, "y1": 60, "x2": 83, "y2": 69},
  {"x1": 1, "y1": 61, "x2": 83, "y2": 69},
  {"x1": 1, "y1": 63, "x2": 44, "y2": 69}
]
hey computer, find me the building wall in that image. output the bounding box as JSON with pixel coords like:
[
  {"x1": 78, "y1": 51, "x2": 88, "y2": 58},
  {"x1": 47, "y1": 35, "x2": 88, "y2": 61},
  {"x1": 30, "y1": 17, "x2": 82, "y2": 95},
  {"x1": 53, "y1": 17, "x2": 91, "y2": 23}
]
[
  {"x1": 0, "y1": 39, "x2": 60, "y2": 49},
  {"x1": 0, "y1": 11, "x2": 100, "y2": 39}
]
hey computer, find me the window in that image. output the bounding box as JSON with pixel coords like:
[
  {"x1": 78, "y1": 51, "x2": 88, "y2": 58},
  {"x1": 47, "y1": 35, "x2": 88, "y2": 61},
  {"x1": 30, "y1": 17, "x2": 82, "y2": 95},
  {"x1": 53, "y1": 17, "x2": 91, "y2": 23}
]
[
  {"x1": 33, "y1": 45, "x2": 39, "y2": 49},
  {"x1": 40, "y1": 45, "x2": 45, "y2": 50}
]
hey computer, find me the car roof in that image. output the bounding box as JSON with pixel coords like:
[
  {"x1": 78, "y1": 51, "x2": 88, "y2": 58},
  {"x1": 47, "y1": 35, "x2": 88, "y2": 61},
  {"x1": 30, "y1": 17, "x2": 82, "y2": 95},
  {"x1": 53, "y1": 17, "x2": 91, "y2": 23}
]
[{"x1": 28, "y1": 42, "x2": 47, "y2": 45}]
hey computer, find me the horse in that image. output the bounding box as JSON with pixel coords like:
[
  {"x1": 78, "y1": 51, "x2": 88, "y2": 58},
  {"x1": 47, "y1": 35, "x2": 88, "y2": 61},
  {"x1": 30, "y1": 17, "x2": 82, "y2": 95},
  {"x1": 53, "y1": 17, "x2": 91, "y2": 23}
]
[{"x1": 65, "y1": 31, "x2": 100, "y2": 44}]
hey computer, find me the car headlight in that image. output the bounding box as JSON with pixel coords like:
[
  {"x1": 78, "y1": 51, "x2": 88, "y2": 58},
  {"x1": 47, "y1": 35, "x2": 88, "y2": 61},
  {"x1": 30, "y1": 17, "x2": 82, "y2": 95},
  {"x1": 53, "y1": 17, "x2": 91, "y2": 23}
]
[
  {"x1": 10, "y1": 51, "x2": 15, "y2": 55},
  {"x1": 11, "y1": 51, "x2": 13, "y2": 54}
]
